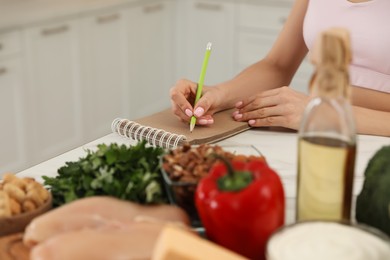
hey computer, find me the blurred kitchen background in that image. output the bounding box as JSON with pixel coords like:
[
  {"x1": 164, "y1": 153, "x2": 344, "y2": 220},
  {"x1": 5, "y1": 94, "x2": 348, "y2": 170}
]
[{"x1": 0, "y1": 0, "x2": 311, "y2": 174}]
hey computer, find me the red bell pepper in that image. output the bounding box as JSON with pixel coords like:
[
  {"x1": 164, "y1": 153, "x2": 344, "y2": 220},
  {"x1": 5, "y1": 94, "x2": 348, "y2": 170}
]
[{"x1": 195, "y1": 156, "x2": 285, "y2": 260}]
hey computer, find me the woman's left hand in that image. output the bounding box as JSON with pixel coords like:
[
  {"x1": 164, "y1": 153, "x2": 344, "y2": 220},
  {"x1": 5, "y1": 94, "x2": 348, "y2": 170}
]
[{"x1": 233, "y1": 86, "x2": 310, "y2": 130}]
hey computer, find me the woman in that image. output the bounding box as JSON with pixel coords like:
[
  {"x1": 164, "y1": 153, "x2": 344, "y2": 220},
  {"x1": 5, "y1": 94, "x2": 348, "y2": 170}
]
[{"x1": 169, "y1": 0, "x2": 390, "y2": 136}]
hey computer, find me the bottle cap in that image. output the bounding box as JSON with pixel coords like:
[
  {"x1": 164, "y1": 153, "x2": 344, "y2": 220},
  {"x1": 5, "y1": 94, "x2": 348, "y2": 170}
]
[
  {"x1": 309, "y1": 28, "x2": 351, "y2": 98},
  {"x1": 310, "y1": 27, "x2": 351, "y2": 69}
]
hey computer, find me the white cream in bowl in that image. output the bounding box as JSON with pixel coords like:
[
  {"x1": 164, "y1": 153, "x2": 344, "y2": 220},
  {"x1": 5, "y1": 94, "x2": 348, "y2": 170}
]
[{"x1": 266, "y1": 222, "x2": 390, "y2": 260}]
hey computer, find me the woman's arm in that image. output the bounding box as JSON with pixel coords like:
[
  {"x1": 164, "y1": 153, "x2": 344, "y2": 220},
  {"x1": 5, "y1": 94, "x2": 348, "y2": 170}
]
[
  {"x1": 215, "y1": 0, "x2": 310, "y2": 110},
  {"x1": 352, "y1": 87, "x2": 390, "y2": 112},
  {"x1": 354, "y1": 107, "x2": 390, "y2": 137},
  {"x1": 352, "y1": 87, "x2": 390, "y2": 136}
]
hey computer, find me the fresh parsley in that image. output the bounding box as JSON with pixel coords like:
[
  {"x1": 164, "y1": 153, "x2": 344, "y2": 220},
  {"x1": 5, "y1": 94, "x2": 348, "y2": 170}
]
[{"x1": 43, "y1": 141, "x2": 166, "y2": 207}]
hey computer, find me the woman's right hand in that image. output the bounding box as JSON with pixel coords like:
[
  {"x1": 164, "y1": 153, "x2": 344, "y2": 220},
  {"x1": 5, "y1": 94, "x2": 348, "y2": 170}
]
[{"x1": 169, "y1": 79, "x2": 223, "y2": 126}]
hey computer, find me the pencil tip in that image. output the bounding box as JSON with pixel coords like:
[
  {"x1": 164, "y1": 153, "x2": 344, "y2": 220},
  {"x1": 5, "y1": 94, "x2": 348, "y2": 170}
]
[{"x1": 189, "y1": 122, "x2": 195, "y2": 133}]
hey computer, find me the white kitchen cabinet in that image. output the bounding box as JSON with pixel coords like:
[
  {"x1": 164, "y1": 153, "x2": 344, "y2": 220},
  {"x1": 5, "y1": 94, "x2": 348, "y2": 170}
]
[
  {"x1": 0, "y1": 55, "x2": 26, "y2": 175},
  {"x1": 23, "y1": 19, "x2": 83, "y2": 164},
  {"x1": 175, "y1": 0, "x2": 236, "y2": 86},
  {"x1": 237, "y1": 32, "x2": 275, "y2": 70},
  {"x1": 236, "y1": 2, "x2": 312, "y2": 94},
  {"x1": 128, "y1": 0, "x2": 175, "y2": 119},
  {"x1": 236, "y1": 2, "x2": 290, "y2": 68},
  {"x1": 80, "y1": 9, "x2": 130, "y2": 141}
]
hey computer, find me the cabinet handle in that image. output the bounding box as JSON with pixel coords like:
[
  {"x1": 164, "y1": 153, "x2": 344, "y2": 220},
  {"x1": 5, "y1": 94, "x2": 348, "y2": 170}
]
[
  {"x1": 96, "y1": 13, "x2": 120, "y2": 24},
  {"x1": 143, "y1": 3, "x2": 164, "y2": 13},
  {"x1": 195, "y1": 2, "x2": 223, "y2": 11},
  {"x1": 0, "y1": 67, "x2": 7, "y2": 76},
  {"x1": 41, "y1": 25, "x2": 69, "y2": 36}
]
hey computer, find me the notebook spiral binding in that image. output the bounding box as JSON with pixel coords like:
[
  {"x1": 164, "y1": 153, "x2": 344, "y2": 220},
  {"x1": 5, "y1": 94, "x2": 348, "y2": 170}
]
[{"x1": 111, "y1": 118, "x2": 187, "y2": 149}]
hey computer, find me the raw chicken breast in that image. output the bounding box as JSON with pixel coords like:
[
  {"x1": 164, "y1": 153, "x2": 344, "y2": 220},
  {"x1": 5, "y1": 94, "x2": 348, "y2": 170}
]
[
  {"x1": 24, "y1": 196, "x2": 190, "y2": 247},
  {"x1": 30, "y1": 222, "x2": 174, "y2": 260}
]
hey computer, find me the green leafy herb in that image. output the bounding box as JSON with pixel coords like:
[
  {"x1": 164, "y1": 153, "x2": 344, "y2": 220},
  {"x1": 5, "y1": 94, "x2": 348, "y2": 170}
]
[{"x1": 43, "y1": 141, "x2": 166, "y2": 207}]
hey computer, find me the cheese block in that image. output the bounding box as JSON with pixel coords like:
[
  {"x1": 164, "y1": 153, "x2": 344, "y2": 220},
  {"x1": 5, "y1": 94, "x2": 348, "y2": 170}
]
[{"x1": 152, "y1": 226, "x2": 248, "y2": 260}]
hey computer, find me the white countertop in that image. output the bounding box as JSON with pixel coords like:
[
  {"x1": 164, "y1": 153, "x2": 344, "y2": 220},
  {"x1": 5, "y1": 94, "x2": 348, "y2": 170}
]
[{"x1": 17, "y1": 128, "x2": 390, "y2": 224}]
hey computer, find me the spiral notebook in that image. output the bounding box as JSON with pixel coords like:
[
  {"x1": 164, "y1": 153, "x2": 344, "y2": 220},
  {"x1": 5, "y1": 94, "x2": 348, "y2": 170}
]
[{"x1": 111, "y1": 108, "x2": 251, "y2": 149}]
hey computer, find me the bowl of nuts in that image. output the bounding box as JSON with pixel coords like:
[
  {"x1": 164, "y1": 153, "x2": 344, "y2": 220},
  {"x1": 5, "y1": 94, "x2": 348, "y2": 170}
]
[
  {"x1": 0, "y1": 173, "x2": 52, "y2": 237},
  {"x1": 161, "y1": 144, "x2": 263, "y2": 226}
]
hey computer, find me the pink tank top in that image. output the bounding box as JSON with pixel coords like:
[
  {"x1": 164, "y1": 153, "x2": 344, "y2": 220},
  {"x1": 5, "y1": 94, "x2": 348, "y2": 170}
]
[{"x1": 303, "y1": 0, "x2": 390, "y2": 93}]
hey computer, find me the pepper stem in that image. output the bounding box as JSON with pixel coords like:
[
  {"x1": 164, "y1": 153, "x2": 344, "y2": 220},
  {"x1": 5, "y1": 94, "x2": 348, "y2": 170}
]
[{"x1": 213, "y1": 154, "x2": 253, "y2": 192}]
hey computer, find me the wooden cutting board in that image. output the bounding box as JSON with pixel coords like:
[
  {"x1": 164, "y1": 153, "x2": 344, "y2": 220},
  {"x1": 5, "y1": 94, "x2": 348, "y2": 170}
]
[{"x1": 0, "y1": 233, "x2": 30, "y2": 260}]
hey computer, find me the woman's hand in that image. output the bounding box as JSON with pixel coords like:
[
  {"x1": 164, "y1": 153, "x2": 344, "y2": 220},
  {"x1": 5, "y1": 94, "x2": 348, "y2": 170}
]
[
  {"x1": 233, "y1": 86, "x2": 310, "y2": 130},
  {"x1": 169, "y1": 79, "x2": 224, "y2": 126}
]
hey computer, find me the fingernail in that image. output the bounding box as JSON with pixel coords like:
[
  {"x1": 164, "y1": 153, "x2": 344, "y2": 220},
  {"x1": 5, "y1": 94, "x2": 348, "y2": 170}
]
[
  {"x1": 208, "y1": 119, "x2": 214, "y2": 124},
  {"x1": 232, "y1": 110, "x2": 239, "y2": 116},
  {"x1": 235, "y1": 101, "x2": 243, "y2": 107},
  {"x1": 185, "y1": 109, "x2": 193, "y2": 117},
  {"x1": 194, "y1": 107, "x2": 204, "y2": 117},
  {"x1": 198, "y1": 119, "x2": 208, "y2": 125},
  {"x1": 249, "y1": 120, "x2": 256, "y2": 125},
  {"x1": 234, "y1": 113, "x2": 243, "y2": 119}
]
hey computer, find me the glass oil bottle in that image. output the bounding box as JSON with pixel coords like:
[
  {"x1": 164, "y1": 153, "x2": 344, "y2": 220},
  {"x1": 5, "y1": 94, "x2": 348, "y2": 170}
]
[{"x1": 296, "y1": 28, "x2": 356, "y2": 222}]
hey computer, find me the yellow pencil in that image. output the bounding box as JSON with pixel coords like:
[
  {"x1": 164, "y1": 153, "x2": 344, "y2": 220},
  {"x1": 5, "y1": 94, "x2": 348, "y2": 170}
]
[{"x1": 190, "y1": 42, "x2": 212, "y2": 132}]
